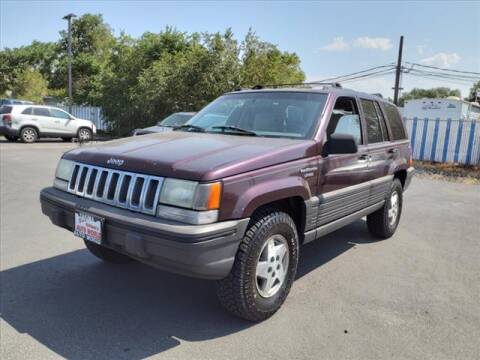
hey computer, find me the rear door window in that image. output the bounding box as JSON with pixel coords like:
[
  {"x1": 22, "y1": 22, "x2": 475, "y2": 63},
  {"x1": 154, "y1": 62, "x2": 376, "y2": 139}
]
[
  {"x1": 33, "y1": 108, "x2": 51, "y2": 117},
  {"x1": 360, "y1": 99, "x2": 385, "y2": 144},
  {"x1": 383, "y1": 103, "x2": 406, "y2": 140},
  {"x1": 21, "y1": 107, "x2": 33, "y2": 115},
  {"x1": 49, "y1": 108, "x2": 71, "y2": 119}
]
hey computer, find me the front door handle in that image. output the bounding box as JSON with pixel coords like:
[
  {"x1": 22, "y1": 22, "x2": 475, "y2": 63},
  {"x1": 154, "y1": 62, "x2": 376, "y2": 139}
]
[
  {"x1": 358, "y1": 154, "x2": 370, "y2": 161},
  {"x1": 388, "y1": 148, "x2": 398, "y2": 154}
]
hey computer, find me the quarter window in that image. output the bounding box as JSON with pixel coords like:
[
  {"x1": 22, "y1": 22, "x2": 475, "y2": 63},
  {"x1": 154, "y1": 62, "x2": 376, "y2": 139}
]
[
  {"x1": 32, "y1": 108, "x2": 50, "y2": 117},
  {"x1": 383, "y1": 103, "x2": 406, "y2": 140},
  {"x1": 361, "y1": 99, "x2": 384, "y2": 143}
]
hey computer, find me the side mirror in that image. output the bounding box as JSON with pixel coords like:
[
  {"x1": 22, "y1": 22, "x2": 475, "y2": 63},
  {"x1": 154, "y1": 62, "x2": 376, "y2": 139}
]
[{"x1": 325, "y1": 133, "x2": 358, "y2": 155}]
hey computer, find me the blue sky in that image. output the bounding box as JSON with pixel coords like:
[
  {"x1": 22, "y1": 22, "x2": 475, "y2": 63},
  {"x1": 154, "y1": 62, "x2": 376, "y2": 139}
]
[{"x1": 1, "y1": 0, "x2": 479, "y2": 98}]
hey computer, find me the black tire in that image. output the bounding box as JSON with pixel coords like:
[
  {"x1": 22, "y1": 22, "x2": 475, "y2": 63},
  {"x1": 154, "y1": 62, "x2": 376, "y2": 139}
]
[
  {"x1": 20, "y1": 127, "x2": 38, "y2": 143},
  {"x1": 216, "y1": 208, "x2": 299, "y2": 322},
  {"x1": 367, "y1": 178, "x2": 403, "y2": 239},
  {"x1": 62, "y1": 137, "x2": 73, "y2": 142},
  {"x1": 5, "y1": 135, "x2": 18, "y2": 142},
  {"x1": 84, "y1": 240, "x2": 133, "y2": 264},
  {"x1": 77, "y1": 127, "x2": 93, "y2": 143}
]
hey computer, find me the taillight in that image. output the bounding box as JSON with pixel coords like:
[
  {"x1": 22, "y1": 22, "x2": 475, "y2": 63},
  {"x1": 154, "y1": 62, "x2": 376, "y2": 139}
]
[{"x1": 3, "y1": 114, "x2": 12, "y2": 126}]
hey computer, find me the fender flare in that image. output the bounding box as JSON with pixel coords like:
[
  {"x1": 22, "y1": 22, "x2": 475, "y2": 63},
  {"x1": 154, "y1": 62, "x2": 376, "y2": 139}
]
[{"x1": 231, "y1": 177, "x2": 312, "y2": 219}]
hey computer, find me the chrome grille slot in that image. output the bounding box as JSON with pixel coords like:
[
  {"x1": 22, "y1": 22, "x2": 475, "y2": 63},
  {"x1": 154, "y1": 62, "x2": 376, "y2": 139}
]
[
  {"x1": 77, "y1": 166, "x2": 89, "y2": 194},
  {"x1": 85, "y1": 169, "x2": 98, "y2": 196},
  {"x1": 69, "y1": 165, "x2": 80, "y2": 191},
  {"x1": 107, "y1": 173, "x2": 119, "y2": 200},
  {"x1": 66, "y1": 162, "x2": 164, "y2": 216}
]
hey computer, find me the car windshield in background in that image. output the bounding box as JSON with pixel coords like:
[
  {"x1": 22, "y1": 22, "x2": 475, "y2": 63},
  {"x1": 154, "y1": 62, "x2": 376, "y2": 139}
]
[
  {"x1": 159, "y1": 113, "x2": 195, "y2": 127},
  {"x1": 185, "y1": 92, "x2": 328, "y2": 139}
]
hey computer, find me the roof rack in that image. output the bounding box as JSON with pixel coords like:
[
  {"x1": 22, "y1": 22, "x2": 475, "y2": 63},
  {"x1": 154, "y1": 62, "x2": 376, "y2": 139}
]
[{"x1": 251, "y1": 82, "x2": 342, "y2": 90}]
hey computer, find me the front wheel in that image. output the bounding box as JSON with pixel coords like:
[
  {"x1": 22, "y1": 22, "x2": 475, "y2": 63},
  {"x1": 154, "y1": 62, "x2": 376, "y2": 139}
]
[
  {"x1": 367, "y1": 178, "x2": 403, "y2": 239},
  {"x1": 84, "y1": 240, "x2": 133, "y2": 264},
  {"x1": 216, "y1": 209, "x2": 299, "y2": 322},
  {"x1": 77, "y1": 128, "x2": 93, "y2": 142}
]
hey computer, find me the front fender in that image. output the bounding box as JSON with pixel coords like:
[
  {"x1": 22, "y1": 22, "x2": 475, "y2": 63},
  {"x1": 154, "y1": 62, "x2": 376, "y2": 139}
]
[{"x1": 231, "y1": 177, "x2": 312, "y2": 219}]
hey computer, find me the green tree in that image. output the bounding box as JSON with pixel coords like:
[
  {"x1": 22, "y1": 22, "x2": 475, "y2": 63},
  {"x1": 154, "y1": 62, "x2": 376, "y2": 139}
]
[
  {"x1": 399, "y1": 87, "x2": 461, "y2": 106},
  {"x1": 467, "y1": 81, "x2": 480, "y2": 102},
  {"x1": 52, "y1": 14, "x2": 116, "y2": 105},
  {"x1": 11, "y1": 68, "x2": 48, "y2": 103},
  {"x1": 240, "y1": 30, "x2": 305, "y2": 87}
]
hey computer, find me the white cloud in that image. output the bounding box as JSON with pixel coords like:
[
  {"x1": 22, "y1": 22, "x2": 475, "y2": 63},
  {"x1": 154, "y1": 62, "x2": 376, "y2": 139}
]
[
  {"x1": 353, "y1": 37, "x2": 392, "y2": 50},
  {"x1": 420, "y1": 52, "x2": 461, "y2": 68},
  {"x1": 320, "y1": 37, "x2": 349, "y2": 52}
]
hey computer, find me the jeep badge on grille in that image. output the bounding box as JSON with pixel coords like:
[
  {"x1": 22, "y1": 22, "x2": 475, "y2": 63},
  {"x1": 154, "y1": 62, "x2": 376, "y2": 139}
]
[{"x1": 107, "y1": 158, "x2": 124, "y2": 166}]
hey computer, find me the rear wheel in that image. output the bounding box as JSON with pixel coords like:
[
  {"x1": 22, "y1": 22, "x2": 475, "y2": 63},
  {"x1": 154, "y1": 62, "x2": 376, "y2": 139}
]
[
  {"x1": 20, "y1": 127, "x2": 38, "y2": 143},
  {"x1": 77, "y1": 128, "x2": 92, "y2": 142},
  {"x1": 216, "y1": 208, "x2": 299, "y2": 322},
  {"x1": 5, "y1": 135, "x2": 18, "y2": 142},
  {"x1": 367, "y1": 178, "x2": 403, "y2": 239},
  {"x1": 84, "y1": 240, "x2": 133, "y2": 264}
]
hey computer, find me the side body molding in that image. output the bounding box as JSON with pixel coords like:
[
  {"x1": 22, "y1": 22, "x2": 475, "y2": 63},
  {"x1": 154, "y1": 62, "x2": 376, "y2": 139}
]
[{"x1": 303, "y1": 175, "x2": 394, "y2": 243}]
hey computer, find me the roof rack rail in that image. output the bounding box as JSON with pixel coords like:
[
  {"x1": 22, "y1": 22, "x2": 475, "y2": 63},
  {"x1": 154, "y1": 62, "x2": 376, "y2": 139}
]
[
  {"x1": 251, "y1": 82, "x2": 342, "y2": 90},
  {"x1": 371, "y1": 93, "x2": 383, "y2": 98}
]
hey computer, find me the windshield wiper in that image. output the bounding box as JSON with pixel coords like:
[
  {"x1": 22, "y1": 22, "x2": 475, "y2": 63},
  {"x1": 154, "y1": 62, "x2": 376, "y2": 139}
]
[
  {"x1": 173, "y1": 124, "x2": 206, "y2": 132},
  {"x1": 211, "y1": 125, "x2": 258, "y2": 136}
]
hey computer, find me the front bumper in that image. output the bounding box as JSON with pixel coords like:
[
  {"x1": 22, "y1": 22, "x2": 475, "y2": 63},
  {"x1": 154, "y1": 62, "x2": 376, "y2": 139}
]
[
  {"x1": 404, "y1": 167, "x2": 415, "y2": 190},
  {"x1": 40, "y1": 187, "x2": 249, "y2": 279},
  {"x1": 0, "y1": 126, "x2": 19, "y2": 137}
]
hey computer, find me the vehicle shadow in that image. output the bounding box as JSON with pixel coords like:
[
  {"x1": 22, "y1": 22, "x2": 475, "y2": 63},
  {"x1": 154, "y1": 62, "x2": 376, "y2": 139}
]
[{"x1": 1, "y1": 219, "x2": 378, "y2": 359}]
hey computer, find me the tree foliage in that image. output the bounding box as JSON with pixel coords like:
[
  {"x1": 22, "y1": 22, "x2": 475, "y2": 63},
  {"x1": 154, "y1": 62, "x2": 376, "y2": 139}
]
[
  {"x1": 467, "y1": 81, "x2": 480, "y2": 102},
  {"x1": 0, "y1": 14, "x2": 305, "y2": 134},
  {"x1": 399, "y1": 87, "x2": 461, "y2": 106}
]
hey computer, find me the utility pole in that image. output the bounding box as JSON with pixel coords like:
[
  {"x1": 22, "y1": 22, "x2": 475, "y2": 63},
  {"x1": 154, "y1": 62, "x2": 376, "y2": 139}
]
[
  {"x1": 63, "y1": 13, "x2": 76, "y2": 113},
  {"x1": 393, "y1": 35, "x2": 404, "y2": 105}
]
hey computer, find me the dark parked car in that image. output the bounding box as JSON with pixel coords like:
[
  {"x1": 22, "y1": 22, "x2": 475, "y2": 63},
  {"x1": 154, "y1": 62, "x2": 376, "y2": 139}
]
[
  {"x1": 132, "y1": 112, "x2": 196, "y2": 135},
  {"x1": 40, "y1": 84, "x2": 413, "y2": 321}
]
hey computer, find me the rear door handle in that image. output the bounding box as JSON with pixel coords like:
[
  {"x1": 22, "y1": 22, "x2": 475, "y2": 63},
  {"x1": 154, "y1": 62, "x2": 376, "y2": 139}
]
[
  {"x1": 358, "y1": 154, "x2": 370, "y2": 161},
  {"x1": 388, "y1": 148, "x2": 398, "y2": 154}
]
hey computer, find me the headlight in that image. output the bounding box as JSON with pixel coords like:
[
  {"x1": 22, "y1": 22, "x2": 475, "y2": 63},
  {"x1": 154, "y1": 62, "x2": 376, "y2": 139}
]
[
  {"x1": 157, "y1": 179, "x2": 222, "y2": 224},
  {"x1": 53, "y1": 159, "x2": 75, "y2": 190},
  {"x1": 159, "y1": 179, "x2": 221, "y2": 210},
  {"x1": 55, "y1": 159, "x2": 75, "y2": 181}
]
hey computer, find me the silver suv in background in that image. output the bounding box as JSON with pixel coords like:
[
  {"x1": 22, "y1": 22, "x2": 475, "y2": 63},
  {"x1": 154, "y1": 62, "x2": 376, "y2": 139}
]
[{"x1": 0, "y1": 105, "x2": 96, "y2": 143}]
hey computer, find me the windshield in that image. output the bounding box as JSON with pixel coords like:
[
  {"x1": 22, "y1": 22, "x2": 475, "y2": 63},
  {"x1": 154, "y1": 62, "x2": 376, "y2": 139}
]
[
  {"x1": 159, "y1": 113, "x2": 194, "y2": 127},
  {"x1": 184, "y1": 92, "x2": 328, "y2": 139}
]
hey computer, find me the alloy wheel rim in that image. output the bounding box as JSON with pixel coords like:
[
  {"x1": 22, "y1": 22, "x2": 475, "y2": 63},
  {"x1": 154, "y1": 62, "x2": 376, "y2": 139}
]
[
  {"x1": 255, "y1": 234, "x2": 289, "y2": 298},
  {"x1": 388, "y1": 191, "x2": 399, "y2": 226},
  {"x1": 23, "y1": 129, "x2": 35, "y2": 142},
  {"x1": 79, "y1": 129, "x2": 90, "y2": 141}
]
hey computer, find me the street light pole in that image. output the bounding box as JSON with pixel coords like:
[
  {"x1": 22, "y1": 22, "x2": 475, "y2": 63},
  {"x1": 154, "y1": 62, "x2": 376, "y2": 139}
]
[{"x1": 63, "y1": 13, "x2": 76, "y2": 113}]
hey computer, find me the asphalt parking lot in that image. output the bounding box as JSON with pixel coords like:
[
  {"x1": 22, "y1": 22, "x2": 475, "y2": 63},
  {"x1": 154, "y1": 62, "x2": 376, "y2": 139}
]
[{"x1": 1, "y1": 139, "x2": 479, "y2": 360}]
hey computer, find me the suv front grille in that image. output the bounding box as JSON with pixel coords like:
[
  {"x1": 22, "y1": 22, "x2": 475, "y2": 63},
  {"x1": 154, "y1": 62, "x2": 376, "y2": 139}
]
[{"x1": 67, "y1": 163, "x2": 164, "y2": 215}]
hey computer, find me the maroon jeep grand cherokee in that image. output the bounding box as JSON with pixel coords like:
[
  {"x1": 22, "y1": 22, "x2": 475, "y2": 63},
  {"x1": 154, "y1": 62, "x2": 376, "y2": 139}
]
[{"x1": 40, "y1": 85, "x2": 414, "y2": 321}]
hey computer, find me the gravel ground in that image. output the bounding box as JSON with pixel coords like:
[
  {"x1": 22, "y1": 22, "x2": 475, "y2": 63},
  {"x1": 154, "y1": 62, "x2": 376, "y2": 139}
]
[{"x1": 1, "y1": 140, "x2": 479, "y2": 360}]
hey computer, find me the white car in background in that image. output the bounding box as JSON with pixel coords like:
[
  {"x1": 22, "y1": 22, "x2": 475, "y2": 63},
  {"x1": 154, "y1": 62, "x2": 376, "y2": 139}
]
[{"x1": 0, "y1": 105, "x2": 96, "y2": 143}]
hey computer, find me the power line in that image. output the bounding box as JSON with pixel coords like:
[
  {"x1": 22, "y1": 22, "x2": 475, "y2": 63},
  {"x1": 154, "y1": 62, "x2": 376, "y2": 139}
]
[
  {"x1": 315, "y1": 64, "x2": 395, "y2": 82},
  {"x1": 405, "y1": 62, "x2": 480, "y2": 76}
]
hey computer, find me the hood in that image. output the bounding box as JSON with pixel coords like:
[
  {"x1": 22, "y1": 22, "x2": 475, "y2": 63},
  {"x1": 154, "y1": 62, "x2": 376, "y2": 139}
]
[{"x1": 63, "y1": 131, "x2": 317, "y2": 181}]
